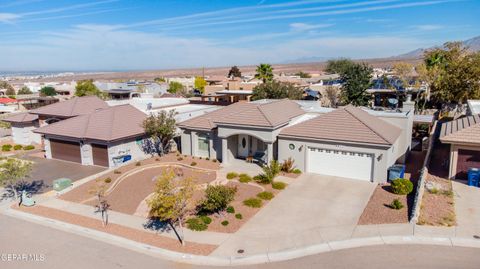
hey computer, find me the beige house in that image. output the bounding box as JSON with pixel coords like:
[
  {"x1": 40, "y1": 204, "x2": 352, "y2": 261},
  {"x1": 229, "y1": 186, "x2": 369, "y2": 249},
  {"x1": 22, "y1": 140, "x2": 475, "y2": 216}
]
[{"x1": 440, "y1": 115, "x2": 480, "y2": 179}]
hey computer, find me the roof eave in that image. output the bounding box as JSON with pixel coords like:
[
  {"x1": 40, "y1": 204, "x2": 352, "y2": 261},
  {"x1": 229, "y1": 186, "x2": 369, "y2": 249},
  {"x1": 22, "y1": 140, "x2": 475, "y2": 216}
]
[{"x1": 278, "y1": 134, "x2": 393, "y2": 148}]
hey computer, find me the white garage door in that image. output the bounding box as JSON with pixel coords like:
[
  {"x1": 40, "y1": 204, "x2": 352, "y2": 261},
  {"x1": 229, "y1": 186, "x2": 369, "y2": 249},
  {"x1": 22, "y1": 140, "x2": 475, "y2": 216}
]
[{"x1": 307, "y1": 147, "x2": 373, "y2": 181}]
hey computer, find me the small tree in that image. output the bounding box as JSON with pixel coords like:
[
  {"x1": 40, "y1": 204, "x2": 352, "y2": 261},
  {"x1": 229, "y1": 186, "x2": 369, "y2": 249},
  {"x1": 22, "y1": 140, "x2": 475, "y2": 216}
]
[
  {"x1": 18, "y1": 86, "x2": 33, "y2": 95},
  {"x1": 325, "y1": 58, "x2": 355, "y2": 74},
  {"x1": 0, "y1": 81, "x2": 15, "y2": 95},
  {"x1": 39, "y1": 86, "x2": 57, "y2": 96},
  {"x1": 167, "y1": 81, "x2": 185, "y2": 94},
  {"x1": 251, "y1": 80, "x2": 303, "y2": 101},
  {"x1": 88, "y1": 179, "x2": 110, "y2": 227},
  {"x1": 142, "y1": 110, "x2": 177, "y2": 156},
  {"x1": 295, "y1": 71, "x2": 311, "y2": 78},
  {"x1": 199, "y1": 185, "x2": 237, "y2": 214},
  {"x1": 75, "y1": 79, "x2": 103, "y2": 97},
  {"x1": 392, "y1": 62, "x2": 413, "y2": 89},
  {"x1": 340, "y1": 62, "x2": 373, "y2": 106},
  {"x1": 255, "y1": 63, "x2": 274, "y2": 83},
  {"x1": 154, "y1": 77, "x2": 166, "y2": 83},
  {"x1": 324, "y1": 85, "x2": 340, "y2": 108},
  {"x1": 0, "y1": 158, "x2": 33, "y2": 202},
  {"x1": 147, "y1": 169, "x2": 195, "y2": 245},
  {"x1": 194, "y1": 77, "x2": 207, "y2": 94},
  {"x1": 228, "y1": 66, "x2": 242, "y2": 78}
]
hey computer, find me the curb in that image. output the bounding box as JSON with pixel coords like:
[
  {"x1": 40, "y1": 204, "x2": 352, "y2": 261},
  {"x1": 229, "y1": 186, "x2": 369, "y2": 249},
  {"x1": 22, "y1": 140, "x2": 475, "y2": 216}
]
[{"x1": 4, "y1": 208, "x2": 480, "y2": 266}]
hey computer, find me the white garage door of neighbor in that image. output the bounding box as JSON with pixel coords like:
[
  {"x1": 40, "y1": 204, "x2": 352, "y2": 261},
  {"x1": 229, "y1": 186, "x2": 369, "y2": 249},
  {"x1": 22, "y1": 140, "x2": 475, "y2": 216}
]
[{"x1": 307, "y1": 147, "x2": 373, "y2": 181}]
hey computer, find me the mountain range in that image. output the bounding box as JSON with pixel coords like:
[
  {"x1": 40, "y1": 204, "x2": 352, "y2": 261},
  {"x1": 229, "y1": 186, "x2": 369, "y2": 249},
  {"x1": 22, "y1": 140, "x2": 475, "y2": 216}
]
[{"x1": 395, "y1": 35, "x2": 480, "y2": 59}]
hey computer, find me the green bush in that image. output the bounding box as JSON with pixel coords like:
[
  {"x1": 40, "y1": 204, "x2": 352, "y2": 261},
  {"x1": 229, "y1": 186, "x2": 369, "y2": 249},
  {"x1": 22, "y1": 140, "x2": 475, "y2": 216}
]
[
  {"x1": 391, "y1": 178, "x2": 413, "y2": 195},
  {"x1": 243, "y1": 198, "x2": 263, "y2": 208},
  {"x1": 23, "y1": 145, "x2": 35, "y2": 150},
  {"x1": 226, "y1": 206, "x2": 235, "y2": 213},
  {"x1": 221, "y1": 220, "x2": 229, "y2": 226},
  {"x1": 104, "y1": 177, "x2": 112, "y2": 183},
  {"x1": 292, "y1": 169, "x2": 302, "y2": 174},
  {"x1": 190, "y1": 161, "x2": 197, "y2": 166},
  {"x1": 257, "y1": 191, "x2": 274, "y2": 200},
  {"x1": 238, "y1": 173, "x2": 252, "y2": 183},
  {"x1": 272, "y1": 181, "x2": 287, "y2": 190},
  {"x1": 186, "y1": 218, "x2": 208, "y2": 231},
  {"x1": 235, "y1": 213, "x2": 243, "y2": 220},
  {"x1": 256, "y1": 160, "x2": 281, "y2": 184},
  {"x1": 199, "y1": 215, "x2": 212, "y2": 225},
  {"x1": 281, "y1": 157, "x2": 295, "y2": 173},
  {"x1": 389, "y1": 199, "x2": 404, "y2": 210},
  {"x1": 206, "y1": 157, "x2": 210, "y2": 161},
  {"x1": 212, "y1": 159, "x2": 217, "y2": 163},
  {"x1": 177, "y1": 157, "x2": 183, "y2": 161},
  {"x1": 13, "y1": 145, "x2": 23, "y2": 150},
  {"x1": 135, "y1": 161, "x2": 141, "y2": 166},
  {"x1": 199, "y1": 157, "x2": 202, "y2": 160},
  {"x1": 226, "y1": 172, "x2": 238, "y2": 180},
  {"x1": 2, "y1": 144, "x2": 12, "y2": 151},
  {"x1": 199, "y1": 185, "x2": 237, "y2": 213}
]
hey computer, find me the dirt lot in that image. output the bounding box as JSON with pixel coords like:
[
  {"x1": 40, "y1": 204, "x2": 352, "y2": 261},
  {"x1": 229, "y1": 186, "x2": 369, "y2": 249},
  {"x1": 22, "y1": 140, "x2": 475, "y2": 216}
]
[{"x1": 418, "y1": 173, "x2": 456, "y2": 226}]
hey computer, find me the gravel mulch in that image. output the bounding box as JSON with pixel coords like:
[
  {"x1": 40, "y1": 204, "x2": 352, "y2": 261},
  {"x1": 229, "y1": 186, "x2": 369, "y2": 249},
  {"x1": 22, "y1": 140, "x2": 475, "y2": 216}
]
[
  {"x1": 418, "y1": 173, "x2": 456, "y2": 226},
  {"x1": 358, "y1": 184, "x2": 409, "y2": 225},
  {"x1": 15, "y1": 205, "x2": 217, "y2": 255}
]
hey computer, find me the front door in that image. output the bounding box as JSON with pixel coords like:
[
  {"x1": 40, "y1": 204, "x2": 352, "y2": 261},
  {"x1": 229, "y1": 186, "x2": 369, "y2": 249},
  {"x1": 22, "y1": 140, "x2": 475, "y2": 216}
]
[{"x1": 237, "y1": 134, "x2": 249, "y2": 158}]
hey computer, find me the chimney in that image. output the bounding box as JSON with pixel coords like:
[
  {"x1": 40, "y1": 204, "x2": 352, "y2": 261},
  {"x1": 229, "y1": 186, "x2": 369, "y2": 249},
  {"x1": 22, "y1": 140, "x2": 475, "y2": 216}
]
[{"x1": 402, "y1": 94, "x2": 415, "y2": 113}]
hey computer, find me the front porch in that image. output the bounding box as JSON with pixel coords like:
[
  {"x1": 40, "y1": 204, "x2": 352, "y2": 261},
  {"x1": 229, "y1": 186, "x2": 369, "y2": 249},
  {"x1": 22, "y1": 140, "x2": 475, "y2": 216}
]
[{"x1": 220, "y1": 134, "x2": 274, "y2": 165}]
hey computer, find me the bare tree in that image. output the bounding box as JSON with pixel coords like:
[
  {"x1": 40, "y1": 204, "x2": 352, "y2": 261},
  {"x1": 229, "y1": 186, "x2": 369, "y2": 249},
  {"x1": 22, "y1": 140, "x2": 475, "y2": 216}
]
[
  {"x1": 88, "y1": 179, "x2": 110, "y2": 227},
  {"x1": 324, "y1": 86, "x2": 340, "y2": 108}
]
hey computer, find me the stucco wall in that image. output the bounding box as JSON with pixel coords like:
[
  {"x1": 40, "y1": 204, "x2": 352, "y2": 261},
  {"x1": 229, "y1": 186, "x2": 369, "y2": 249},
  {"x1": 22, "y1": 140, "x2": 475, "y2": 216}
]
[
  {"x1": 278, "y1": 137, "x2": 394, "y2": 182},
  {"x1": 108, "y1": 138, "x2": 150, "y2": 168},
  {"x1": 11, "y1": 122, "x2": 41, "y2": 145},
  {"x1": 81, "y1": 143, "x2": 93, "y2": 165},
  {"x1": 377, "y1": 111, "x2": 413, "y2": 163}
]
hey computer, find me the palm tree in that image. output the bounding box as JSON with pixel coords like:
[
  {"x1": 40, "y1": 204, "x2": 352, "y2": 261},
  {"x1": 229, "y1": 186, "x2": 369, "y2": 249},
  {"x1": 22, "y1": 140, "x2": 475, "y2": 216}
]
[{"x1": 255, "y1": 63, "x2": 274, "y2": 83}]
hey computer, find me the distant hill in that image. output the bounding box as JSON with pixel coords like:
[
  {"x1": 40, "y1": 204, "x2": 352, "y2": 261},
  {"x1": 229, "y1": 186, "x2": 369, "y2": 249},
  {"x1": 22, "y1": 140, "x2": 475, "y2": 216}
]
[{"x1": 396, "y1": 35, "x2": 480, "y2": 59}]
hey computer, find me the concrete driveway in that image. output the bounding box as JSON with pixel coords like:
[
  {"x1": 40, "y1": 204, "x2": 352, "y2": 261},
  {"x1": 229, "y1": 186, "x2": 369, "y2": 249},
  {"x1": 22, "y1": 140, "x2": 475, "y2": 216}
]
[
  {"x1": 1, "y1": 155, "x2": 105, "y2": 198},
  {"x1": 212, "y1": 173, "x2": 376, "y2": 256},
  {"x1": 453, "y1": 181, "x2": 480, "y2": 238}
]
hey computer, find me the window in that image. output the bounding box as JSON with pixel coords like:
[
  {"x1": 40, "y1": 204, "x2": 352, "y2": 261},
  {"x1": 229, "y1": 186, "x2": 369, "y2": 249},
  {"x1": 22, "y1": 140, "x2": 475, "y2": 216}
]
[
  {"x1": 198, "y1": 134, "x2": 209, "y2": 152},
  {"x1": 289, "y1": 143, "x2": 295, "y2": 150}
]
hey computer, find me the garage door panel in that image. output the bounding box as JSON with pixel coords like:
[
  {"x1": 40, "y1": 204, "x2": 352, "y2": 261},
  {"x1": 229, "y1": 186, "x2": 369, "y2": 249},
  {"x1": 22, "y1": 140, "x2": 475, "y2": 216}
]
[
  {"x1": 50, "y1": 139, "x2": 81, "y2": 163},
  {"x1": 92, "y1": 144, "x2": 109, "y2": 167},
  {"x1": 307, "y1": 148, "x2": 373, "y2": 181},
  {"x1": 456, "y1": 149, "x2": 480, "y2": 180}
]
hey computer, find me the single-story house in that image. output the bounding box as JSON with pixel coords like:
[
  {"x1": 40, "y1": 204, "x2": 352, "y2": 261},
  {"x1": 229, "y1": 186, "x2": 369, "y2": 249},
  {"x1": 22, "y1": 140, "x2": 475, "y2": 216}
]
[
  {"x1": 2, "y1": 96, "x2": 109, "y2": 145},
  {"x1": 178, "y1": 99, "x2": 412, "y2": 182},
  {"x1": 440, "y1": 115, "x2": 480, "y2": 180},
  {"x1": 33, "y1": 104, "x2": 148, "y2": 167}
]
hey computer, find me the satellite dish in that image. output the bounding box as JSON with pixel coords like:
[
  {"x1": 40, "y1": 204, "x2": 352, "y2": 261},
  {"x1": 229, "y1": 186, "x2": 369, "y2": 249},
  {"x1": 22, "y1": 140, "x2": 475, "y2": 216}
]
[{"x1": 388, "y1": 98, "x2": 398, "y2": 105}]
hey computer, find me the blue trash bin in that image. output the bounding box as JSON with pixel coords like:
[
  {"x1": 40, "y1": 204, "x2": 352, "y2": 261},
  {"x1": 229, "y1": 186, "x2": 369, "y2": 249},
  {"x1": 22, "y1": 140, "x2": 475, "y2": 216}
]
[
  {"x1": 388, "y1": 164, "x2": 406, "y2": 181},
  {"x1": 467, "y1": 168, "x2": 480, "y2": 187}
]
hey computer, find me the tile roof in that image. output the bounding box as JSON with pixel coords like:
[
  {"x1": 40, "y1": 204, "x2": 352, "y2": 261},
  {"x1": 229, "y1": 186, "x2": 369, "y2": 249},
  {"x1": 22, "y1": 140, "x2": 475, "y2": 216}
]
[
  {"x1": 34, "y1": 105, "x2": 146, "y2": 142},
  {"x1": 279, "y1": 105, "x2": 401, "y2": 146},
  {"x1": 178, "y1": 99, "x2": 305, "y2": 130},
  {"x1": 2, "y1": 112, "x2": 38, "y2": 123},
  {"x1": 30, "y1": 96, "x2": 109, "y2": 118},
  {"x1": 440, "y1": 115, "x2": 480, "y2": 145}
]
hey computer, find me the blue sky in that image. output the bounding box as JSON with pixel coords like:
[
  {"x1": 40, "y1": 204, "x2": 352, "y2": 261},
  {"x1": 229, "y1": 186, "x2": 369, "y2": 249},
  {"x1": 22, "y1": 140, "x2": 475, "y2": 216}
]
[{"x1": 1, "y1": 0, "x2": 479, "y2": 71}]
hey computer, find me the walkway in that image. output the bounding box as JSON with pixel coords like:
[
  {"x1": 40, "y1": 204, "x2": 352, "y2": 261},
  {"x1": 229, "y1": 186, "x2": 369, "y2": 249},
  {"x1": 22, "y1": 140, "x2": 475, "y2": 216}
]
[{"x1": 453, "y1": 181, "x2": 480, "y2": 238}]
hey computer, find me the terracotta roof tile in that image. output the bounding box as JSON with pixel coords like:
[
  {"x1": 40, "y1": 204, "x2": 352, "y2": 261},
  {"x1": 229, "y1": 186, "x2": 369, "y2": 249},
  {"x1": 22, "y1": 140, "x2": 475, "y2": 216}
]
[
  {"x1": 30, "y1": 96, "x2": 108, "y2": 118},
  {"x1": 279, "y1": 105, "x2": 401, "y2": 145},
  {"x1": 440, "y1": 115, "x2": 480, "y2": 145},
  {"x1": 2, "y1": 112, "x2": 38, "y2": 123}
]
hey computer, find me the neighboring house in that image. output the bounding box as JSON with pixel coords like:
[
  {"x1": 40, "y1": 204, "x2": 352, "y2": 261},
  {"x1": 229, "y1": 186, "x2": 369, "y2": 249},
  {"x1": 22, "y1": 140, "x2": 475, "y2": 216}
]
[
  {"x1": 33, "y1": 105, "x2": 148, "y2": 168},
  {"x1": 467, "y1": 100, "x2": 480, "y2": 116},
  {"x1": 2, "y1": 96, "x2": 109, "y2": 145},
  {"x1": 440, "y1": 115, "x2": 480, "y2": 180},
  {"x1": 179, "y1": 99, "x2": 413, "y2": 182},
  {"x1": 0, "y1": 97, "x2": 19, "y2": 113}
]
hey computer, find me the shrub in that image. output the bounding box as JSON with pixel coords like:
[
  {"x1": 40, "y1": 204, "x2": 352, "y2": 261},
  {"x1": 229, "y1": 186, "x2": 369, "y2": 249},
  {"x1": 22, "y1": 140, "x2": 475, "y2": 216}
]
[
  {"x1": 104, "y1": 177, "x2": 112, "y2": 183},
  {"x1": 2, "y1": 144, "x2": 12, "y2": 151},
  {"x1": 389, "y1": 199, "x2": 404, "y2": 210},
  {"x1": 238, "y1": 173, "x2": 252, "y2": 183},
  {"x1": 390, "y1": 178, "x2": 413, "y2": 195},
  {"x1": 226, "y1": 206, "x2": 235, "y2": 214},
  {"x1": 429, "y1": 188, "x2": 439, "y2": 194},
  {"x1": 199, "y1": 157, "x2": 202, "y2": 160},
  {"x1": 212, "y1": 159, "x2": 217, "y2": 163},
  {"x1": 199, "y1": 185, "x2": 237, "y2": 213},
  {"x1": 23, "y1": 145, "x2": 35, "y2": 150},
  {"x1": 442, "y1": 190, "x2": 454, "y2": 197},
  {"x1": 135, "y1": 161, "x2": 141, "y2": 166},
  {"x1": 186, "y1": 218, "x2": 208, "y2": 231},
  {"x1": 155, "y1": 158, "x2": 160, "y2": 161},
  {"x1": 177, "y1": 157, "x2": 183, "y2": 161},
  {"x1": 292, "y1": 169, "x2": 302, "y2": 174},
  {"x1": 13, "y1": 145, "x2": 23, "y2": 150},
  {"x1": 257, "y1": 191, "x2": 274, "y2": 200},
  {"x1": 114, "y1": 170, "x2": 121, "y2": 174},
  {"x1": 199, "y1": 215, "x2": 212, "y2": 225},
  {"x1": 272, "y1": 181, "x2": 287, "y2": 190},
  {"x1": 176, "y1": 153, "x2": 180, "y2": 157},
  {"x1": 226, "y1": 172, "x2": 238, "y2": 180},
  {"x1": 281, "y1": 157, "x2": 295, "y2": 173},
  {"x1": 206, "y1": 157, "x2": 210, "y2": 161},
  {"x1": 190, "y1": 161, "x2": 197, "y2": 166},
  {"x1": 253, "y1": 174, "x2": 268, "y2": 184},
  {"x1": 243, "y1": 198, "x2": 263, "y2": 208},
  {"x1": 259, "y1": 160, "x2": 281, "y2": 184},
  {"x1": 221, "y1": 220, "x2": 229, "y2": 226},
  {"x1": 235, "y1": 213, "x2": 243, "y2": 220}
]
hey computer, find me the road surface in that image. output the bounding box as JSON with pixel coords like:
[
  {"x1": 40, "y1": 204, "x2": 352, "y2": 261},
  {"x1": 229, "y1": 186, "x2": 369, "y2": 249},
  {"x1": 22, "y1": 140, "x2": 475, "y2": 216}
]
[{"x1": 1, "y1": 214, "x2": 479, "y2": 269}]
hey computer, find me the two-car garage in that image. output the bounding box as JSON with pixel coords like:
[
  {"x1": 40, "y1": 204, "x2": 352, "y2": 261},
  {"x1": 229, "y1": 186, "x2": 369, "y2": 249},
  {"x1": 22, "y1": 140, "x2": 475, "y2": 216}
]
[
  {"x1": 49, "y1": 139, "x2": 109, "y2": 167},
  {"x1": 307, "y1": 147, "x2": 374, "y2": 181}
]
